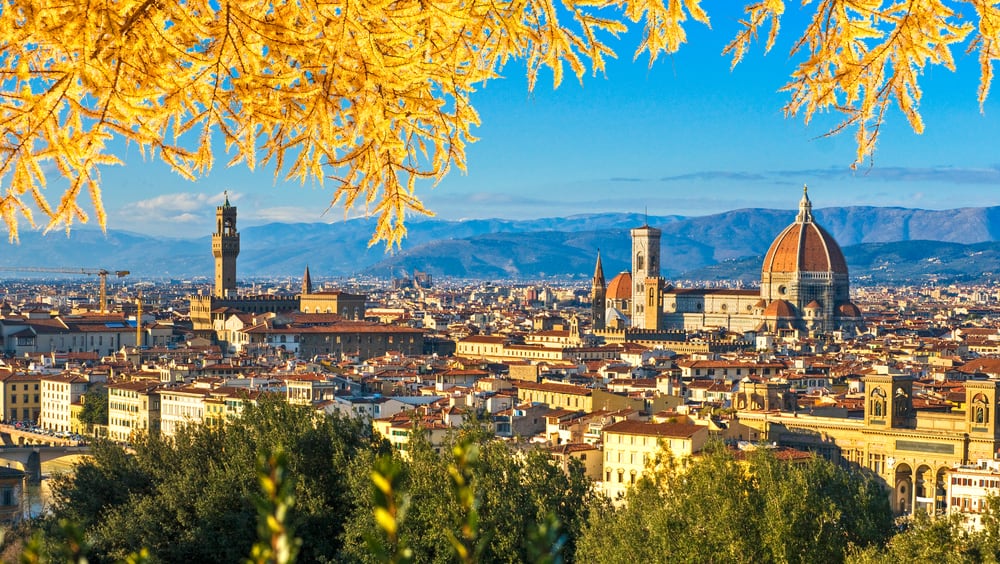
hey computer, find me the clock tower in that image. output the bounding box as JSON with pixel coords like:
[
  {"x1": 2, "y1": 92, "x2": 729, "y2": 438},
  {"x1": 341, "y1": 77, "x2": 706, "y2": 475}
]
[{"x1": 212, "y1": 192, "x2": 240, "y2": 298}]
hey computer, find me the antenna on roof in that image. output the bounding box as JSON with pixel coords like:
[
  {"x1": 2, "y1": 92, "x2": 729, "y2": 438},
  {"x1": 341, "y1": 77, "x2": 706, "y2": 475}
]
[{"x1": 644, "y1": 206, "x2": 648, "y2": 227}]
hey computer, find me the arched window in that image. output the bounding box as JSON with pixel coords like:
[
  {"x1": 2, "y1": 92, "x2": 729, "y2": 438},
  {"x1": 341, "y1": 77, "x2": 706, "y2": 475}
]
[
  {"x1": 636, "y1": 252, "x2": 644, "y2": 271},
  {"x1": 870, "y1": 387, "x2": 886, "y2": 418},
  {"x1": 973, "y1": 393, "x2": 990, "y2": 425},
  {"x1": 894, "y1": 388, "x2": 909, "y2": 417}
]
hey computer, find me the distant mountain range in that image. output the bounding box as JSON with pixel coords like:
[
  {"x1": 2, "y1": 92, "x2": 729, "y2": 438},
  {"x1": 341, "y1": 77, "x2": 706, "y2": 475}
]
[{"x1": 2, "y1": 206, "x2": 1000, "y2": 284}]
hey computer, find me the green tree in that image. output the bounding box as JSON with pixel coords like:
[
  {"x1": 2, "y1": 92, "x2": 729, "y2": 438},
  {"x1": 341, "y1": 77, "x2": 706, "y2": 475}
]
[
  {"x1": 848, "y1": 511, "x2": 983, "y2": 564},
  {"x1": 77, "y1": 387, "x2": 109, "y2": 429},
  {"x1": 578, "y1": 445, "x2": 894, "y2": 564},
  {"x1": 342, "y1": 426, "x2": 598, "y2": 563},
  {"x1": 42, "y1": 397, "x2": 373, "y2": 563}
]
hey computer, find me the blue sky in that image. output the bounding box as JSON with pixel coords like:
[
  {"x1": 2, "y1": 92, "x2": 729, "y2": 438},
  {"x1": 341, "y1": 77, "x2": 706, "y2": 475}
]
[{"x1": 80, "y1": 3, "x2": 1000, "y2": 238}]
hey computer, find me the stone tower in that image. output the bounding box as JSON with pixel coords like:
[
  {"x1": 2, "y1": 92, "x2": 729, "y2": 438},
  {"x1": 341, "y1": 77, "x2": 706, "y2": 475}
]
[
  {"x1": 591, "y1": 251, "x2": 606, "y2": 331},
  {"x1": 630, "y1": 223, "x2": 661, "y2": 327},
  {"x1": 302, "y1": 265, "x2": 313, "y2": 295},
  {"x1": 212, "y1": 192, "x2": 240, "y2": 298},
  {"x1": 863, "y1": 371, "x2": 914, "y2": 429}
]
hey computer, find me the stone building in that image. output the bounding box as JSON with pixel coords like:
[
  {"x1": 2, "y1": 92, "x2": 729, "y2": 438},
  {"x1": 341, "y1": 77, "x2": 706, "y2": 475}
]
[
  {"x1": 189, "y1": 198, "x2": 365, "y2": 336},
  {"x1": 589, "y1": 187, "x2": 864, "y2": 336},
  {"x1": 737, "y1": 372, "x2": 1000, "y2": 516}
]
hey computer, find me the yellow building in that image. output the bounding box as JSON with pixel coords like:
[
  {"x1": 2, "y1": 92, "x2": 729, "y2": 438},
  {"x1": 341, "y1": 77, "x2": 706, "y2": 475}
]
[
  {"x1": 372, "y1": 417, "x2": 451, "y2": 458},
  {"x1": 0, "y1": 372, "x2": 41, "y2": 423},
  {"x1": 737, "y1": 373, "x2": 1000, "y2": 516},
  {"x1": 516, "y1": 381, "x2": 674, "y2": 415},
  {"x1": 40, "y1": 374, "x2": 88, "y2": 433},
  {"x1": 107, "y1": 381, "x2": 161, "y2": 442},
  {"x1": 600, "y1": 420, "x2": 708, "y2": 499},
  {"x1": 298, "y1": 291, "x2": 366, "y2": 319}
]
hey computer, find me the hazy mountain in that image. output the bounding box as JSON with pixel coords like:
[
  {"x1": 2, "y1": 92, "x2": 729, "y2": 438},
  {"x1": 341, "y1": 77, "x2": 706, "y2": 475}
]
[
  {"x1": 0, "y1": 206, "x2": 998, "y2": 282},
  {"x1": 680, "y1": 241, "x2": 1000, "y2": 285}
]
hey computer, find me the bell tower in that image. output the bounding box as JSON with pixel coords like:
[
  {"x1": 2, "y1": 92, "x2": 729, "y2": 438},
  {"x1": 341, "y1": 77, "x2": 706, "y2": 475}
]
[
  {"x1": 213, "y1": 192, "x2": 240, "y2": 298},
  {"x1": 863, "y1": 371, "x2": 914, "y2": 429},
  {"x1": 591, "y1": 250, "x2": 606, "y2": 331},
  {"x1": 630, "y1": 222, "x2": 661, "y2": 327}
]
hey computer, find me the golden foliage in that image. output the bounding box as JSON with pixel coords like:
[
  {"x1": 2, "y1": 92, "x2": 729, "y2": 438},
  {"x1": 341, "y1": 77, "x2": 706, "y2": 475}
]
[
  {"x1": 728, "y1": 1, "x2": 991, "y2": 168},
  {"x1": 0, "y1": 1, "x2": 994, "y2": 246}
]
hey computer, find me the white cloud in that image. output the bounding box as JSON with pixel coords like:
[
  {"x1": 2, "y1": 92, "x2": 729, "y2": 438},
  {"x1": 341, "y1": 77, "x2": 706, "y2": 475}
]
[{"x1": 131, "y1": 191, "x2": 235, "y2": 213}]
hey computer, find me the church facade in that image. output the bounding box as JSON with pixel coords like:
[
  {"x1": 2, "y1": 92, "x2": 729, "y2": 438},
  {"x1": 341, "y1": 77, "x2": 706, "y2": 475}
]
[{"x1": 591, "y1": 188, "x2": 864, "y2": 337}]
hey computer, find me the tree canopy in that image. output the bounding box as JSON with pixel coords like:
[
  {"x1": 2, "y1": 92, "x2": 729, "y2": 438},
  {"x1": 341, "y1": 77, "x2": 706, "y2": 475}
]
[
  {"x1": 42, "y1": 398, "x2": 374, "y2": 562},
  {"x1": 577, "y1": 445, "x2": 895, "y2": 563},
  {"x1": 2, "y1": 1, "x2": 998, "y2": 246},
  {"x1": 77, "y1": 387, "x2": 109, "y2": 429}
]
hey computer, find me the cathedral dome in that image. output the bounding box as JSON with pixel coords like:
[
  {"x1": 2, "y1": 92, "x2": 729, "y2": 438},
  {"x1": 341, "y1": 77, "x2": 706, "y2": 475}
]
[
  {"x1": 761, "y1": 188, "x2": 848, "y2": 275},
  {"x1": 606, "y1": 271, "x2": 632, "y2": 301}
]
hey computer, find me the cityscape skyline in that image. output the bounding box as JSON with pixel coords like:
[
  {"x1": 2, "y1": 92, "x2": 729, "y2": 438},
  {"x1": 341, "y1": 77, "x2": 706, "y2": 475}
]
[{"x1": 30, "y1": 3, "x2": 1000, "y2": 239}]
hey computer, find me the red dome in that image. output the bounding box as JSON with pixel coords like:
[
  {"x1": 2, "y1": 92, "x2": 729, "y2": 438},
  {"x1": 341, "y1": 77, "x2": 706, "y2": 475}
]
[
  {"x1": 763, "y1": 299, "x2": 795, "y2": 318},
  {"x1": 837, "y1": 302, "x2": 862, "y2": 317},
  {"x1": 762, "y1": 190, "x2": 847, "y2": 275},
  {"x1": 606, "y1": 271, "x2": 632, "y2": 300}
]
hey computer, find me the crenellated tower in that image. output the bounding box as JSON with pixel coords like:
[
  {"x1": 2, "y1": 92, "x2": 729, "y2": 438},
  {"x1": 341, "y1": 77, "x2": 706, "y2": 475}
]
[{"x1": 212, "y1": 192, "x2": 240, "y2": 298}]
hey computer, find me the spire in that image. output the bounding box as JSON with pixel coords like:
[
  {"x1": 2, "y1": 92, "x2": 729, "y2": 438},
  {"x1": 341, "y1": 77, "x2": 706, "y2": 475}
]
[
  {"x1": 796, "y1": 185, "x2": 813, "y2": 223},
  {"x1": 302, "y1": 265, "x2": 312, "y2": 295},
  {"x1": 223, "y1": 190, "x2": 231, "y2": 207},
  {"x1": 593, "y1": 249, "x2": 605, "y2": 288}
]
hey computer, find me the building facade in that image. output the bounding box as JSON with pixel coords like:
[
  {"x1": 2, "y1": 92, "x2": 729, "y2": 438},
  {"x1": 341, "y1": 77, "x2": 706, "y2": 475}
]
[
  {"x1": 737, "y1": 373, "x2": 1000, "y2": 516},
  {"x1": 39, "y1": 374, "x2": 88, "y2": 433},
  {"x1": 107, "y1": 380, "x2": 161, "y2": 442}
]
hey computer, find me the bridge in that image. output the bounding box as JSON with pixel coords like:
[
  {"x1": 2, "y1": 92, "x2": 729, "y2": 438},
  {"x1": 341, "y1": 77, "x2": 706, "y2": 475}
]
[
  {"x1": 0, "y1": 446, "x2": 91, "y2": 483},
  {"x1": 0, "y1": 425, "x2": 80, "y2": 448}
]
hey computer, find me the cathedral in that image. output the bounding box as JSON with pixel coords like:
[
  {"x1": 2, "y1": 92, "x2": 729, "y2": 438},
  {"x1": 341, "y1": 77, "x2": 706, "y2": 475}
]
[{"x1": 591, "y1": 188, "x2": 864, "y2": 336}]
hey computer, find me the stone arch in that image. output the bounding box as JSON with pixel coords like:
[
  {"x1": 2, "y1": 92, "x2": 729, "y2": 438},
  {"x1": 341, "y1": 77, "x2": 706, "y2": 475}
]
[
  {"x1": 935, "y1": 466, "x2": 950, "y2": 515},
  {"x1": 894, "y1": 463, "x2": 913, "y2": 515},
  {"x1": 915, "y1": 464, "x2": 934, "y2": 514}
]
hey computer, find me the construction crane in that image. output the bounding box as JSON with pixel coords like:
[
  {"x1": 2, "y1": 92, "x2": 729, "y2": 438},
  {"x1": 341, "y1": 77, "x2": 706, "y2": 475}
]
[{"x1": 0, "y1": 267, "x2": 130, "y2": 313}]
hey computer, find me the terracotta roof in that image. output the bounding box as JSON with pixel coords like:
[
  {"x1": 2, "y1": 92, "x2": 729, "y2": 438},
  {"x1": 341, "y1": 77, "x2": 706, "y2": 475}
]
[
  {"x1": 606, "y1": 271, "x2": 632, "y2": 301},
  {"x1": 762, "y1": 217, "x2": 847, "y2": 275},
  {"x1": 837, "y1": 302, "x2": 862, "y2": 317},
  {"x1": 603, "y1": 420, "x2": 702, "y2": 438},
  {"x1": 517, "y1": 381, "x2": 592, "y2": 396},
  {"x1": 763, "y1": 299, "x2": 796, "y2": 318}
]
